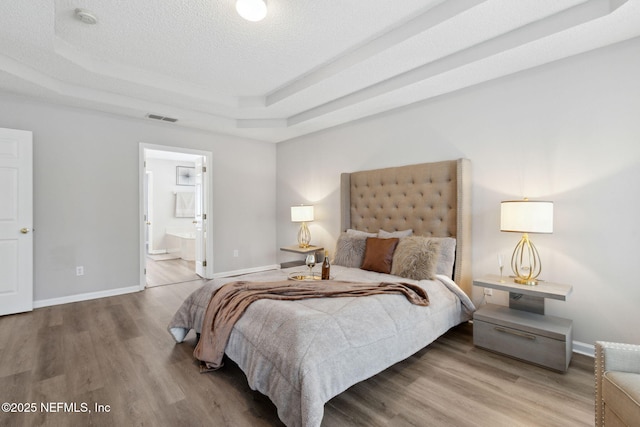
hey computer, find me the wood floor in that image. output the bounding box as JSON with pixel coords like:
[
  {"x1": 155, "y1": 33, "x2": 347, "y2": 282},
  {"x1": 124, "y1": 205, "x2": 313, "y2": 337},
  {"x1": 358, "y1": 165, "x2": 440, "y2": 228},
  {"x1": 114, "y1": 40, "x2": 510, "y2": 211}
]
[
  {"x1": 145, "y1": 257, "x2": 202, "y2": 287},
  {"x1": 0, "y1": 281, "x2": 595, "y2": 427}
]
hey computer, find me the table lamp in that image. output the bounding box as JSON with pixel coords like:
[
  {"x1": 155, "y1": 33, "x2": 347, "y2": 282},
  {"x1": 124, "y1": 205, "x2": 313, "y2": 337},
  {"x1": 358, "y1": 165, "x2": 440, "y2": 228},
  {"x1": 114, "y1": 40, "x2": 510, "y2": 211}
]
[
  {"x1": 500, "y1": 199, "x2": 553, "y2": 285},
  {"x1": 291, "y1": 205, "x2": 314, "y2": 248}
]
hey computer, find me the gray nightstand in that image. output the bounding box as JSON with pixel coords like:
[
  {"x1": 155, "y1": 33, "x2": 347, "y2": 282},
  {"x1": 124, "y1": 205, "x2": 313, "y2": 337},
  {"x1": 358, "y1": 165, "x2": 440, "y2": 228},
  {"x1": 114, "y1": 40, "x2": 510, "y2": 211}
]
[
  {"x1": 472, "y1": 274, "x2": 573, "y2": 372},
  {"x1": 279, "y1": 245, "x2": 324, "y2": 268}
]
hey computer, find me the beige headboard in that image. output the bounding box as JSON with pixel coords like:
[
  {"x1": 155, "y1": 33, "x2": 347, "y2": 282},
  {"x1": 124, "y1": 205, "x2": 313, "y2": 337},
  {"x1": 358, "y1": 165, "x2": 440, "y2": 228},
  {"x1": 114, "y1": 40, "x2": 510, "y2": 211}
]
[{"x1": 340, "y1": 159, "x2": 472, "y2": 296}]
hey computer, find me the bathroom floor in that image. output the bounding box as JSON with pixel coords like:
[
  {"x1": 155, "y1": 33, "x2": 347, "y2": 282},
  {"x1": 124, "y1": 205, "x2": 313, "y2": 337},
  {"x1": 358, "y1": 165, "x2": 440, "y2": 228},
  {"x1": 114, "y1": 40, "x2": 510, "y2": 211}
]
[{"x1": 145, "y1": 257, "x2": 204, "y2": 287}]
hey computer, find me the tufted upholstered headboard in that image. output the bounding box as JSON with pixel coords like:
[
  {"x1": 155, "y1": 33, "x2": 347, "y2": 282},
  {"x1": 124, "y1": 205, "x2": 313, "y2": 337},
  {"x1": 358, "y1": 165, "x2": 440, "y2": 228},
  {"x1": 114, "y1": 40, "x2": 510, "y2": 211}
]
[{"x1": 340, "y1": 159, "x2": 472, "y2": 296}]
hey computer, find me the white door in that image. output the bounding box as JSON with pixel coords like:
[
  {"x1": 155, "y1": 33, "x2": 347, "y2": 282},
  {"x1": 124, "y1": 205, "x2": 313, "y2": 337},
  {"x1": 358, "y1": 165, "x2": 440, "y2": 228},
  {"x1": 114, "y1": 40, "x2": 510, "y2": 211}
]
[
  {"x1": 0, "y1": 127, "x2": 33, "y2": 315},
  {"x1": 194, "y1": 156, "x2": 206, "y2": 277}
]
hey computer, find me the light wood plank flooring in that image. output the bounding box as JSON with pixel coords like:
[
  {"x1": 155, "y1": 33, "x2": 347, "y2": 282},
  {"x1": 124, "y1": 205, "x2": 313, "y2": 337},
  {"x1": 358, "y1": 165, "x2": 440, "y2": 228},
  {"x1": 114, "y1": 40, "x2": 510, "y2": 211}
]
[
  {"x1": 0, "y1": 282, "x2": 595, "y2": 427},
  {"x1": 145, "y1": 257, "x2": 202, "y2": 287}
]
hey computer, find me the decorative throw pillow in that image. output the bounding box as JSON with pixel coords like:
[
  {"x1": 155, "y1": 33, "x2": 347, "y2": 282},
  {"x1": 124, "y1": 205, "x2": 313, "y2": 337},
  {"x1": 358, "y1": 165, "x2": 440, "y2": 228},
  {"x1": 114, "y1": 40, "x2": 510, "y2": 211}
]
[
  {"x1": 391, "y1": 236, "x2": 441, "y2": 281},
  {"x1": 430, "y1": 237, "x2": 456, "y2": 277},
  {"x1": 378, "y1": 229, "x2": 413, "y2": 238},
  {"x1": 360, "y1": 237, "x2": 399, "y2": 274},
  {"x1": 333, "y1": 233, "x2": 368, "y2": 268}
]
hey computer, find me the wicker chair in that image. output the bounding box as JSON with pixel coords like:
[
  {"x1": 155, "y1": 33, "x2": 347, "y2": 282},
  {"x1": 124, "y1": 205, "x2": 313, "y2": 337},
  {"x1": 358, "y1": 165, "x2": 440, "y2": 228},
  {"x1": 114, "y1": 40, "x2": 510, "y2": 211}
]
[{"x1": 595, "y1": 341, "x2": 640, "y2": 426}]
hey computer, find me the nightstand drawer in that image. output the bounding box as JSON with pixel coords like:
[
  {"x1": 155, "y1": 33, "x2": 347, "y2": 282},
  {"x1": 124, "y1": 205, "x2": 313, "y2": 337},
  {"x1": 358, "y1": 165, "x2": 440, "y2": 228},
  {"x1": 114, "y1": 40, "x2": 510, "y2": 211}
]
[
  {"x1": 473, "y1": 303, "x2": 573, "y2": 372},
  {"x1": 474, "y1": 317, "x2": 571, "y2": 372}
]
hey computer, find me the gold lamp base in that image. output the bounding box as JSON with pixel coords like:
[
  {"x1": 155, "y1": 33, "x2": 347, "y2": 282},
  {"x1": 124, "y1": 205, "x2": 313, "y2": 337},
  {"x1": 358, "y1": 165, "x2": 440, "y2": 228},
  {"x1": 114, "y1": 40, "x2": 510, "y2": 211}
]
[
  {"x1": 297, "y1": 222, "x2": 311, "y2": 248},
  {"x1": 513, "y1": 276, "x2": 539, "y2": 286},
  {"x1": 511, "y1": 233, "x2": 542, "y2": 286}
]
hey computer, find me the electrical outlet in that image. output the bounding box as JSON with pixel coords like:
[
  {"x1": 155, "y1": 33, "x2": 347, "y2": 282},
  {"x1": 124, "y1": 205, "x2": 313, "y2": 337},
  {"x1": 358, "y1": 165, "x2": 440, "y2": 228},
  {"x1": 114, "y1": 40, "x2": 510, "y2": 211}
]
[
  {"x1": 233, "y1": 250, "x2": 239, "y2": 257},
  {"x1": 76, "y1": 266, "x2": 84, "y2": 276},
  {"x1": 484, "y1": 288, "x2": 493, "y2": 296}
]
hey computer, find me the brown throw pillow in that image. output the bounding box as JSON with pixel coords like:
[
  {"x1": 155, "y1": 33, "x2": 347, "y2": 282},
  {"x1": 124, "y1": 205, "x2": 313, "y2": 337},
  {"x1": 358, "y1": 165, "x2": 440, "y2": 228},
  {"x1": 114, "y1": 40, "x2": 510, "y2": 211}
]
[
  {"x1": 391, "y1": 236, "x2": 441, "y2": 280},
  {"x1": 360, "y1": 237, "x2": 399, "y2": 274}
]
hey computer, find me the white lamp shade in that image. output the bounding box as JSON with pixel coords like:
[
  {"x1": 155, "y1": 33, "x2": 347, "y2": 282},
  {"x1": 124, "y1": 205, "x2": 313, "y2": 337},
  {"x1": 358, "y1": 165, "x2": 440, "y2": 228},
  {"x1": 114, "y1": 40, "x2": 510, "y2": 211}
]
[
  {"x1": 501, "y1": 200, "x2": 553, "y2": 233},
  {"x1": 236, "y1": 0, "x2": 267, "y2": 21},
  {"x1": 291, "y1": 205, "x2": 314, "y2": 222}
]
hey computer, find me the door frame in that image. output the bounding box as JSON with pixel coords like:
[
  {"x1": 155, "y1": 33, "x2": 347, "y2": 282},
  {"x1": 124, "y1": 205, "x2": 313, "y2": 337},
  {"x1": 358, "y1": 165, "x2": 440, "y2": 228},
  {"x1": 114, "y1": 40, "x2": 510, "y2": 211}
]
[{"x1": 138, "y1": 143, "x2": 214, "y2": 290}]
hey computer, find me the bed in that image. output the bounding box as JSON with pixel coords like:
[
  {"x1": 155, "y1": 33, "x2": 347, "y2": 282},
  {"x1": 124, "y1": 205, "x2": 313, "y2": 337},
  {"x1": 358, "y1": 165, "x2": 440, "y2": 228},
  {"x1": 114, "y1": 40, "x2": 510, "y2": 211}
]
[{"x1": 168, "y1": 159, "x2": 474, "y2": 427}]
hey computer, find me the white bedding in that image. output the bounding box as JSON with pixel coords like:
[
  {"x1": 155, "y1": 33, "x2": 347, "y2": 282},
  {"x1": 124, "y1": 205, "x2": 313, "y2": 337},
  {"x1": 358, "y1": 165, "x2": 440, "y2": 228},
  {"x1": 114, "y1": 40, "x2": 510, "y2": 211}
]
[{"x1": 168, "y1": 265, "x2": 475, "y2": 427}]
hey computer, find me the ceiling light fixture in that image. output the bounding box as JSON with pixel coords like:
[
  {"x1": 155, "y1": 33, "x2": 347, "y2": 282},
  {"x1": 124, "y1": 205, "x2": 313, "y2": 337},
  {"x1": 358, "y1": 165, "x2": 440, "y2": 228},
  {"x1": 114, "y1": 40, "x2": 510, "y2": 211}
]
[
  {"x1": 74, "y1": 8, "x2": 98, "y2": 25},
  {"x1": 236, "y1": 0, "x2": 267, "y2": 22}
]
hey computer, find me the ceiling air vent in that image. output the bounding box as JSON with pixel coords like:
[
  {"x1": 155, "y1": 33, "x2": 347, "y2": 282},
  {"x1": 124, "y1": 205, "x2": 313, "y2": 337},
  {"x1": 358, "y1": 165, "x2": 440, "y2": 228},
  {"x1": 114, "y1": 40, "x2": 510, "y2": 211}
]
[{"x1": 146, "y1": 114, "x2": 178, "y2": 123}]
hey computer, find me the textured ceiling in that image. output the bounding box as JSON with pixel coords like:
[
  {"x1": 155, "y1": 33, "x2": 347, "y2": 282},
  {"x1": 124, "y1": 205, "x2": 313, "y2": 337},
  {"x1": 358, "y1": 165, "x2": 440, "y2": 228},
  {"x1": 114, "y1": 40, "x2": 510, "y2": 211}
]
[{"x1": 0, "y1": 0, "x2": 638, "y2": 143}]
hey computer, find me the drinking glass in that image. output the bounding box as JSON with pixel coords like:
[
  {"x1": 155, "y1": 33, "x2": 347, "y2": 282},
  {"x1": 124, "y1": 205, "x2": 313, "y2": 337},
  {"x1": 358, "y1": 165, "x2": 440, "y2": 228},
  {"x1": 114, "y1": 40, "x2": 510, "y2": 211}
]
[
  {"x1": 497, "y1": 254, "x2": 505, "y2": 282},
  {"x1": 305, "y1": 254, "x2": 316, "y2": 278}
]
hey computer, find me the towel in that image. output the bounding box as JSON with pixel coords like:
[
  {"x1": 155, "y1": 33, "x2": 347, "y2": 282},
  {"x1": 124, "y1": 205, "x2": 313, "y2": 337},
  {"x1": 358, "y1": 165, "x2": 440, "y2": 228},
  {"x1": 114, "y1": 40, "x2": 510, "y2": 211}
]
[{"x1": 175, "y1": 191, "x2": 195, "y2": 217}]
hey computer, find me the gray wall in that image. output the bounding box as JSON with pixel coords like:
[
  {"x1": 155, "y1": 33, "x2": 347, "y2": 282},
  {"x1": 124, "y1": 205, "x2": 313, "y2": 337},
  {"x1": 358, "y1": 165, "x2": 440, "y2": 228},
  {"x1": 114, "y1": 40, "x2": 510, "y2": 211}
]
[
  {"x1": 276, "y1": 37, "x2": 640, "y2": 348},
  {"x1": 0, "y1": 94, "x2": 277, "y2": 301}
]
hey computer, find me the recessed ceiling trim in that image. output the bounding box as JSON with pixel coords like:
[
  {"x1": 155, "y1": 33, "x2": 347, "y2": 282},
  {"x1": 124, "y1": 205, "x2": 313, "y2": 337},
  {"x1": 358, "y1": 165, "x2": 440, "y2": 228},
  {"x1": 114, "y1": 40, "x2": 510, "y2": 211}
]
[
  {"x1": 236, "y1": 118, "x2": 287, "y2": 128},
  {"x1": 288, "y1": 0, "x2": 621, "y2": 126},
  {"x1": 0, "y1": 53, "x2": 237, "y2": 128},
  {"x1": 52, "y1": 37, "x2": 239, "y2": 109},
  {"x1": 1, "y1": 0, "x2": 639, "y2": 143},
  {"x1": 237, "y1": 96, "x2": 266, "y2": 108},
  {"x1": 265, "y1": 0, "x2": 487, "y2": 107}
]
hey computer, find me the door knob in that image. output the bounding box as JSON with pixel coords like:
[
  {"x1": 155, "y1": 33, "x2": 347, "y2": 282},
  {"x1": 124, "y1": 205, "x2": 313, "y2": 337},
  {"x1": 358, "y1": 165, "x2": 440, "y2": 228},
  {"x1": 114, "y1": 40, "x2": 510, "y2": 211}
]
[
  {"x1": 146, "y1": 222, "x2": 151, "y2": 225},
  {"x1": 20, "y1": 228, "x2": 30, "y2": 234}
]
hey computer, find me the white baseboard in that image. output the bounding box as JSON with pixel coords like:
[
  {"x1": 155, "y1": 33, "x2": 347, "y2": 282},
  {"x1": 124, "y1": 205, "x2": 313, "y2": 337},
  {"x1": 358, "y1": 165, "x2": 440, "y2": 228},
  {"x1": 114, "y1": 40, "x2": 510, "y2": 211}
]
[
  {"x1": 33, "y1": 285, "x2": 140, "y2": 309},
  {"x1": 573, "y1": 340, "x2": 595, "y2": 358},
  {"x1": 211, "y1": 264, "x2": 280, "y2": 279},
  {"x1": 32, "y1": 265, "x2": 280, "y2": 309}
]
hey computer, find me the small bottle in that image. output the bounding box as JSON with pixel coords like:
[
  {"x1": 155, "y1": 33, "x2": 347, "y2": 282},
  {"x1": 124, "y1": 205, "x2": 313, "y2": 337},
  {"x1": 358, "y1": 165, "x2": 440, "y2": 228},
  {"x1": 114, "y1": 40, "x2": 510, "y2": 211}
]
[{"x1": 321, "y1": 250, "x2": 330, "y2": 280}]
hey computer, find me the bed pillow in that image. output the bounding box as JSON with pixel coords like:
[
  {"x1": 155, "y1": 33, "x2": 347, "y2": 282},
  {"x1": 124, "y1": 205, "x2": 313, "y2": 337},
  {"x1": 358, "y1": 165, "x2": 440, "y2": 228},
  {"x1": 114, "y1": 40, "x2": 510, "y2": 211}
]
[
  {"x1": 391, "y1": 236, "x2": 441, "y2": 280},
  {"x1": 378, "y1": 229, "x2": 413, "y2": 238},
  {"x1": 360, "y1": 237, "x2": 399, "y2": 274},
  {"x1": 333, "y1": 233, "x2": 368, "y2": 268},
  {"x1": 346, "y1": 229, "x2": 377, "y2": 238},
  {"x1": 430, "y1": 237, "x2": 457, "y2": 277}
]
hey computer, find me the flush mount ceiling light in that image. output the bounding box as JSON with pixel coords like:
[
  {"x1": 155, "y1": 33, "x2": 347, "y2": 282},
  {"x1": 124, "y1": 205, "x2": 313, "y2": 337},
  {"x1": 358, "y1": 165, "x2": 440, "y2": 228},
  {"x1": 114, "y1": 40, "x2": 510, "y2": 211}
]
[
  {"x1": 75, "y1": 8, "x2": 98, "y2": 25},
  {"x1": 236, "y1": 0, "x2": 267, "y2": 22}
]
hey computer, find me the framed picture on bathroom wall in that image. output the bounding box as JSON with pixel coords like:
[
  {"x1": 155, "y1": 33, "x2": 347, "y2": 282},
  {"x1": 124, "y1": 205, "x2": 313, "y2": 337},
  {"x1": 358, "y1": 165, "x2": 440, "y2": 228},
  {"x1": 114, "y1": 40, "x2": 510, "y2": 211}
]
[{"x1": 176, "y1": 166, "x2": 196, "y2": 186}]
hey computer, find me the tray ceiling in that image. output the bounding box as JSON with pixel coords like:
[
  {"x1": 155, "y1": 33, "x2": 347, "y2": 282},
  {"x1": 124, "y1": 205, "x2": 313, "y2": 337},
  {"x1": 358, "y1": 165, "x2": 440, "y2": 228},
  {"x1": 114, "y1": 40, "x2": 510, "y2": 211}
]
[{"x1": 0, "y1": 0, "x2": 638, "y2": 143}]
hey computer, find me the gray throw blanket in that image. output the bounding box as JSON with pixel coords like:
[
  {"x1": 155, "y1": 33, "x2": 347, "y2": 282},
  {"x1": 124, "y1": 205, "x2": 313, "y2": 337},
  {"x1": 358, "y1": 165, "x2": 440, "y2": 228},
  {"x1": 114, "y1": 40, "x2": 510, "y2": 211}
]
[{"x1": 193, "y1": 280, "x2": 429, "y2": 370}]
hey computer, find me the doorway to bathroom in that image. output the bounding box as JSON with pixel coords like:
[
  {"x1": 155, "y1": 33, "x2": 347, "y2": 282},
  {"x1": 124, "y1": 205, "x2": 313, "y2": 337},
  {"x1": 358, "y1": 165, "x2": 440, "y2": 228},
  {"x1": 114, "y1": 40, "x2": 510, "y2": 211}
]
[{"x1": 139, "y1": 143, "x2": 214, "y2": 289}]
